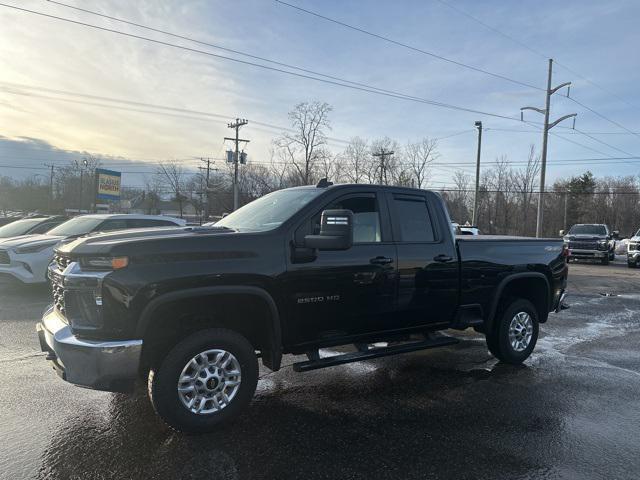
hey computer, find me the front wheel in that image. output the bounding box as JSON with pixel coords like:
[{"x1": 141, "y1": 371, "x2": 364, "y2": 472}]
[
  {"x1": 148, "y1": 328, "x2": 258, "y2": 433},
  {"x1": 628, "y1": 260, "x2": 637, "y2": 268},
  {"x1": 486, "y1": 298, "x2": 539, "y2": 364}
]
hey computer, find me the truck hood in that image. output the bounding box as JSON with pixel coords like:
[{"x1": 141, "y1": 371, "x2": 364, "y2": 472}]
[
  {"x1": 0, "y1": 233, "x2": 66, "y2": 249},
  {"x1": 57, "y1": 226, "x2": 239, "y2": 256},
  {"x1": 564, "y1": 234, "x2": 608, "y2": 241}
]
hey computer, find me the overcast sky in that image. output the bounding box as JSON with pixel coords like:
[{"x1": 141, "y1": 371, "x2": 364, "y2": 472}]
[{"x1": 1, "y1": 0, "x2": 639, "y2": 188}]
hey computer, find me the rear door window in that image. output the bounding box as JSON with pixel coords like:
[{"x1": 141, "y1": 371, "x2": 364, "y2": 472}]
[
  {"x1": 97, "y1": 219, "x2": 128, "y2": 232},
  {"x1": 126, "y1": 219, "x2": 177, "y2": 228},
  {"x1": 392, "y1": 196, "x2": 435, "y2": 242}
]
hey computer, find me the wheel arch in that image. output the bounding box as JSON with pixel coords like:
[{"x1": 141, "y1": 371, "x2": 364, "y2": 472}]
[
  {"x1": 137, "y1": 286, "x2": 282, "y2": 372},
  {"x1": 486, "y1": 272, "x2": 550, "y2": 333}
]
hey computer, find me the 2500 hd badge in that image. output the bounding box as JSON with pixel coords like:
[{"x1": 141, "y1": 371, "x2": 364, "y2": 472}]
[
  {"x1": 37, "y1": 182, "x2": 568, "y2": 433},
  {"x1": 297, "y1": 294, "x2": 341, "y2": 304}
]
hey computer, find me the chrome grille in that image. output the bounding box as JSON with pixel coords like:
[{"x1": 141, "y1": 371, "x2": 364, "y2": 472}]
[
  {"x1": 50, "y1": 270, "x2": 66, "y2": 315},
  {"x1": 0, "y1": 250, "x2": 9, "y2": 265},
  {"x1": 54, "y1": 252, "x2": 71, "y2": 271}
]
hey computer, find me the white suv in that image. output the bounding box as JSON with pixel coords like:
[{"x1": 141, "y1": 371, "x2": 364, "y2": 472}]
[{"x1": 0, "y1": 214, "x2": 185, "y2": 284}]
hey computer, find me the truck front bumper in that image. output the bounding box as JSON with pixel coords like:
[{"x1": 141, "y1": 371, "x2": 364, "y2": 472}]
[
  {"x1": 569, "y1": 249, "x2": 607, "y2": 259},
  {"x1": 37, "y1": 305, "x2": 142, "y2": 392}
]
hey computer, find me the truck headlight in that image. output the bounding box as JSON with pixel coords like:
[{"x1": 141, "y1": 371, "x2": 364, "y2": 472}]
[
  {"x1": 597, "y1": 240, "x2": 608, "y2": 250},
  {"x1": 79, "y1": 256, "x2": 129, "y2": 270}
]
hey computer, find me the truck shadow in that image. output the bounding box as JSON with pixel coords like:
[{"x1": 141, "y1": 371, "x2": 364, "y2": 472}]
[{"x1": 35, "y1": 341, "x2": 568, "y2": 480}]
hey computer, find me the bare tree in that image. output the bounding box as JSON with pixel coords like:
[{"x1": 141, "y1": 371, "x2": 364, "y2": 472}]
[
  {"x1": 405, "y1": 138, "x2": 439, "y2": 189},
  {"x1": 156, "y1": 161, "x2": 189, "y2": 217},
  {"x1": 442, "y1": 170, "x2": 472, "y2": 224},
  {"x1": 275, "y1": 101, "x2": 332, "y2": 185},
  {"x1": 512, "y1": 145, "x2": 541, "y2": 236},
  {"x1": 342, "y1": 137, "x2": 370, "y2": 184},
  {"x1": 143, "y1": 176, "x2": 163, "y2": 215}
]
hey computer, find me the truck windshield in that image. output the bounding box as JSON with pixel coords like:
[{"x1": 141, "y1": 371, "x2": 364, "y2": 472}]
[
  {"x1": 216, "y1": 188, "x2": 323, "y2": 232},
  {"x1": 46, "y1": 217, "x2": 104, "y2": 237},
  {"x1": 568, "y1": 225, "x2": 606, "y2": 235}
]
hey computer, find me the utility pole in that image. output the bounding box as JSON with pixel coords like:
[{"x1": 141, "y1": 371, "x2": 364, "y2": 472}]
[
  {"x1": 472, "y1": 121, "x2": 482, "y2": 226},
  {"x1": 79, "y1": 158, "x2": 88, "y2": 213},
  {"x1": 200, "y1": 157, "x2": 211, "y2": 220},
  {"x1": 45, "y1": 163, "x2": 55, "y2": 213},
  {"x1": 563, "y1": 192, "x2": 568, "y2": 231},
  {"x1": 225, "y1": 118, "x2": 249, "y2": 211},
  {"x1": 372, "y1": 149, "x2": 394, "y2": 185},
  {"x1": 198, "y1": 159, "x2": 218, "y2": 222},
  {"x1": 521, "y1": 58, "x2": 577, "y2": 237}
]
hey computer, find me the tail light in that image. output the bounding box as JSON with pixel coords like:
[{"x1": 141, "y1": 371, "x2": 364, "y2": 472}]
[{"x1": 562, "y1": 244, "x2": 570, "y2": 260}]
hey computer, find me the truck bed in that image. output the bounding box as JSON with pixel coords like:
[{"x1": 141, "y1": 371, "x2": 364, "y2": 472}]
[{"x1": 456, "y1": 235, "x2": 567, "y2": 323}]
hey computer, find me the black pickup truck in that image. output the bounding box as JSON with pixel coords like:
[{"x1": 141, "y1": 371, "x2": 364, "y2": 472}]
[{"x1": 38, "y1": 183, "x2": 568, "y2": 433}]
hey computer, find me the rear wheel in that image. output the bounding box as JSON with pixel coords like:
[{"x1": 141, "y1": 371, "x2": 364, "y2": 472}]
[
  {"x1": 148, "y1": 328, "x2": 258, "y2": 434},
  {"x1": 486, "y1": 298, "x2": 539, "y2": 364}
]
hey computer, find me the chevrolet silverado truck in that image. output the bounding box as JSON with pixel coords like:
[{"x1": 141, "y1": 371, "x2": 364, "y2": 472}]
[
  {"x1": 561, "y1": 223, "x2": 618, "y2": 265},
  {"x1": 37, "y1": 182, "x2": 569, "y2": 433}
]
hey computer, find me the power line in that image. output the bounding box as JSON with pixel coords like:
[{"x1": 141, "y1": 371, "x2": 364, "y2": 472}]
[
  {"x1": 0, "y1": 81, "x2": 351, "y2": 146},
  {"x1": 435, "y1": 0, "x2": 640, "y2": 138},
  {"x1": 44, "y1": 0, "x2": 462, "y2": 103},
  {"x1": 566, "y1": 96, "x2": 640, "y2": 140},
  {"x1": 0, "y1": 3, "x2": 524, "y2": 123},
  {"x1": 435, "y1": 0, "x2": 639, "y2": 109},
  {"x1": 573, "y1": 127, "x2": 636, "y2": 158},
  {"x1": 485, "y1": 127, "x2": 640, "y2": 135},
  {"x1": 276, "y1": 1, "x2": 640, "y2": 155},
  {"x1": 274, "y1": 0, "x2": 544, "y2": 92}
]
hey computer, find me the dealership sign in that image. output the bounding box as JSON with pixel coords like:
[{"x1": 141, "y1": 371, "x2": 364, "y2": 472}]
[{"x1": 96, "y1": 168, "x2": 121, "y2": 201}]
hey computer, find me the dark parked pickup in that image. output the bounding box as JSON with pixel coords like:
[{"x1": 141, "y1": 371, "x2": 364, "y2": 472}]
[
  {"x1": 38, "y1": 182, "x2": 569, "y2": 433},
  {"x1": 561, "y1": 223, "x2": 618, "y2": 265}
]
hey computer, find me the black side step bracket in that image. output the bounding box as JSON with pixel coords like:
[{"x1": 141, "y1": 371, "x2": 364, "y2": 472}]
[{"x1": 292, "y1": 335, "x2": 459, "y2": 372}]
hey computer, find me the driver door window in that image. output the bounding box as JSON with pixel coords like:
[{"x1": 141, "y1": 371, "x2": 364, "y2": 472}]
[{"x1": 312, "y1": 195, "x2": 382, "y2": 243}]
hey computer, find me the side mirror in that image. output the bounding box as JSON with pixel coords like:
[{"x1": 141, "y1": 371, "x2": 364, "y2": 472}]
[
  {"x1": 612, "y1": 230, "x2": 620, "y2": 239},
  {"x1": 304, "y1": 209, "x2": 353, "y2": 251},
  {"x1": 559, "y1": 230, "x2": 565, "y2": 237}
]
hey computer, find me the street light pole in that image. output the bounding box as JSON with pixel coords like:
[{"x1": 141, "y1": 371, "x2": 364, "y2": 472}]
[{"x1": 472, "y1": 121, "x2": 482, "y2": 226}]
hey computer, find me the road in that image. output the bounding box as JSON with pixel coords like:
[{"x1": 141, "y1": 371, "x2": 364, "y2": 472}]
[{"x1": 1, "y1": 259, "x2": 639, "y2": 480}]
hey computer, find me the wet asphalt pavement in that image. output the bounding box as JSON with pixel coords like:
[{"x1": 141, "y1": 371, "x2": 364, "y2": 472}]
[{"x1": 1, "y1": 260, "x2": 639, "y2": 480}]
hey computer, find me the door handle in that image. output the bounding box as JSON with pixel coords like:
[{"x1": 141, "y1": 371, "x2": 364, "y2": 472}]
[
  {"x1": 370, "y1": 256, "x2": 394, "y2": 265},
  {"x1": 433, "y1": 254, "x2": 453, "y2": 263}
]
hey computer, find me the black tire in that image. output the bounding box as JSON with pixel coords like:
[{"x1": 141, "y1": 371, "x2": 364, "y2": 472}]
[
  {"x1": 485, "y1": 298, "x2": 539, "y2": 364},
  {"x1": 601, "y1": 256, "x2": 610, "y2": 265},
  {"x1": 609, "y1": 251, "x2": 615, "y2": 261},
  {"x1": 148, "y1": 328, "x2": 258, "y2": 434},
  {"x1": 628, "y1": 260, "x2": 637, "y2": 268}
]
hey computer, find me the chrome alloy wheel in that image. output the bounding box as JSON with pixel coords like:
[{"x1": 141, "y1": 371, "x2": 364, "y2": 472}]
[
  {"x1": 177, "y1": 349, "x2": 242, "y2": 415},
  {"x1": 508, "y1": 312, "x2": 534, "y2": 352}
]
